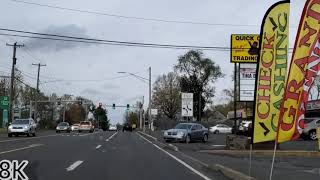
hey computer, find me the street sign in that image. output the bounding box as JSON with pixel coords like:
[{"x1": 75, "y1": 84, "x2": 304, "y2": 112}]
[
  {"x1": 151, "y1": 109, "x2": 158, "y2": 115},
  {"x1": 239, "y1": 63, "x2": 256, "y2": 101},
  {"x1": 0, "y1": 96, "x2": 9, "y2": 109},
  {"x1": 231, "y1": 34, "x2": 260, "y2": 63},
  {"x1": 181, "y1": 93, "x2": 193, "y2": 117}
]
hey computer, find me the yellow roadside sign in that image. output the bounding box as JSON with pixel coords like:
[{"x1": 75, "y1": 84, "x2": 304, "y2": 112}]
[{"x1": 231, "y1": 34, "x2": 259, "y2": 63}]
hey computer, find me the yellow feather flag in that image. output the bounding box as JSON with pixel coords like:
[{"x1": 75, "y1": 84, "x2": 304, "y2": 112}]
[{"x1": 253, "y1": 1, "x2": 290, "y2": 144}]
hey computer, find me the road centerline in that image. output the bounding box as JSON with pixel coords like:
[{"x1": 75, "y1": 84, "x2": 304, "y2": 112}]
[
  {"x1": 96, "y1": 145, "x2": 102, "y2": 149},
  {"x1": 66, "y1": 160, "x2": 84, "y2": 172},
  {"x1": 106, "y1": 131, "x2": 118, "y2": 142},
  {"x1": 0, "y1": 144, "x2": 44, "y2": 155}
]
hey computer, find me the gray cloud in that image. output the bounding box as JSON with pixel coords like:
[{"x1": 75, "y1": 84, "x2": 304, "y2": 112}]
[
  {"x1": 101, "y1": 83, "x2": 119, "y2": 90},
  {"x1": 25, "y1": 24, "x2": 91, "y2": 52}
]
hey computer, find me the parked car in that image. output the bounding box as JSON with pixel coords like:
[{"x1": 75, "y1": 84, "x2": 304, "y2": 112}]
[
  {"x1": 8, "y1": 118, "x2": 37, "y2": 137},
  {"x1": 163, "y1": 123, "x2": 209, "y2": 143},
  {"x1": 209, "y1": 124, "x2": 232, "y2": 134},
  {"x1": 239, "y1": 121, "x2": 252, "y2": 134},
  {"x1": 109, "y1": 125, "x2": 117, "y2": 131},
  {"x1": 71, "y1": 123, "x2": 80, "y2": 131},
  {"x1": 79, "y1": 121, "x2": 94, "y2": 133},
  {"x1": 56, "y1": 122, "x2": 71, "y2": 133},
  {"x1": 302, "y1": 117, "x2": 320, "y2": 140}
]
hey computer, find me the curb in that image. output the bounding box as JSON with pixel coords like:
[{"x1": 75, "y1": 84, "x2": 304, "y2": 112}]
[
  {"x1": 209, "y1": 164, "x2": 256, "y2": 180},
  {"x1": 200, "y1": 150, "x2": 320, "y2": 158}
]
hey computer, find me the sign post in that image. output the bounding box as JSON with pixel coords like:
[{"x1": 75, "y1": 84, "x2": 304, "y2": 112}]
[{"x1": 181, "y1": 93, "x2": 193, "y2": 119}]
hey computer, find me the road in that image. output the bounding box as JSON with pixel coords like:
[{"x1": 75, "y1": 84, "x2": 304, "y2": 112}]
[
  {"x1": 0, "y1": 130, "x2": 226, "y2": 180},
  {"x1": 145, "y1": 131, "x2": 320, "y2": 180}
]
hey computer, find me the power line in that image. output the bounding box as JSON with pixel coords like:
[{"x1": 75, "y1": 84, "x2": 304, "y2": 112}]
[
  {"x1": 0, "y1": 28, "x2": 235, "y2": 50},
  {"x1": 0, "y1": 28, "x2": 296, "y2": 51},
  {"x1": 9, "y1": 0, "x2": 259, "y2": 27}
]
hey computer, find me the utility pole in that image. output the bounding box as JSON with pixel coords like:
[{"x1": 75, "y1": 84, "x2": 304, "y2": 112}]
[
  {"x1": 7, "y1": 42, "x2": 24, "y2": 123},
  {"x1": 148, "y1": 67, "x2": 152, "y2": 131},
  {"x1": 32, "y1": 63, "x2": 46, "y2": 122},
  {"x1": 140, "y1": 96, "x2": 144, "y2": 130}
]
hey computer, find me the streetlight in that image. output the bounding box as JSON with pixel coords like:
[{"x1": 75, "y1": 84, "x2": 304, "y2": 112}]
[{"x1": 118, "y1": 67, "x2": 152, "y2": 132}]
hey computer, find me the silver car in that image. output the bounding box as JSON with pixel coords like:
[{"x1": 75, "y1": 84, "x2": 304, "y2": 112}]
[
  {"x1": 7, "y1": 119, "x2": 37, "y2": 137},
  {"x1": 163, "y1": 123, "x2": 209, "y2": 143},
  {"x1": 302, "y1": 117, "x2": 320, "y2": 140}
]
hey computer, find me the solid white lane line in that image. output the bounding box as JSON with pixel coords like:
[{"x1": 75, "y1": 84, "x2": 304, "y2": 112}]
[
  {"x1": 0, "y1": 134, "x2": 60, "y2": 143},
  {"x1": 96, "y1": 145, "x2": 102, "y2": 149},
  {"x1": 211, "y1": 145, "x2": 225, "y2": 147},
  {"x1": 66, "y1": 161, "x2": 83, "y2": 172},
  {"x1": 137, "y1": 133, "x2": 211, "y2": 180},
  {"x1": 138, "y1": 131, "x2": 158, "y2": 141},
  {"x1": 106, "y1": 131, "x2": 118, "y2": 142},
  {"x1": 0, "y1": 144, "x2": 43, "y2": 155},
  {"x1": 78, "y1": 131, "x2": 100, "y2": 137}
]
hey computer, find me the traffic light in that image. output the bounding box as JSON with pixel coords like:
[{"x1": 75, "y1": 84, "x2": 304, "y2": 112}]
[
  {"x1": 112, "y1": 103, "x2": 115, "y2": 109},
  {"x1": 126, "y1": 104, "x2": 130, "y2": 110},
  {"x1": 58, "y1": 98, "x2": 61, "y2": 105}
]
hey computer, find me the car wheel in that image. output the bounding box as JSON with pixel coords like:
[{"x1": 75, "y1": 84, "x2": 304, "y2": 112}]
[
  {"x1": 185, "y1": 134, "x2": 191, "y2": 143},
  {"x1": 56, "y1": 130, "x2": 60, "y2": 133},
  {"x1": 165, "y1": 140, "x2": 171, "y2": 143},
  {"x1": 8, "y1": 133, "x2": 12, "y2": 137},
  {"x1": 202, "y1": 134, "x2": 208, "y2": 143},
  {"x1": 32, "y1": 133, "x2": 36, "y2": 137},
  {"x1": 309, "y1": 130, "x2": 317, "y2": 140},
  {"x1": 214, "y1": 130, "x2": 219, "y2": 134},
  {"x1": 27, "y1": 133, "x2": 30, "y2": 137},
  {"x1": 78, "y1": 130, "x2": 82, "y2": 133}
]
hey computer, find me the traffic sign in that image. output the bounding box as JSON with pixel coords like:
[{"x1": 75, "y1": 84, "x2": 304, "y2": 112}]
[
  {"x1": 0, "y1": 96, "x2": 9, "y2": 109},
  {"x1": 181, "y1": 93, "x2": 193, "y2": 117},
  {"x1": 151, "y1": 109, "x2": 158, "y2": 115}
]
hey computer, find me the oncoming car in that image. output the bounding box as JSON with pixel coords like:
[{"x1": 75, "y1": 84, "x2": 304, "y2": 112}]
[
  {"x1": 56, "y1": 122, "x2": 71, "y2": 133},
  {"x1": 7, "y1": 118, "x2": 37, "y2": 137},
  {"x1": 163, "y1": 123, "x2": 209, "y2": 143}
]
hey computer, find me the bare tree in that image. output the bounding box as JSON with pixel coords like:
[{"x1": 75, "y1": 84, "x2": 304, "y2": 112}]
[{"x1": 152, "y1": 72, "x2": 181, "y2": 120}]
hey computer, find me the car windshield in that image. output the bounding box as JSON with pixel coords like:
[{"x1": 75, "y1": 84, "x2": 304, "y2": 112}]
[
  {"x1": 304, "y1": 119, "x2": 316, "y2": 124},
  {"x1": 174, "y1": 124, "x2": 192, "y2": 129},
  {"x1": 12, "y1": 120, "x2": 29, "y2": 125},
  {"x1": 58, "y1": 122, "x2": 68, "y2": 126},
  {"x1": 80, "y1": 122, "x2": 90, "y2": 125}
]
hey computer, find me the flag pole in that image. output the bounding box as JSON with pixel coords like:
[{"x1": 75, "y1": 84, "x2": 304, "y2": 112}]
[
  {"x1": 249, "y1": 138, "x2": 253, "y2": 178},
  {"x1": 269, "y1": 141, "x2": 277, "y2": 180}
]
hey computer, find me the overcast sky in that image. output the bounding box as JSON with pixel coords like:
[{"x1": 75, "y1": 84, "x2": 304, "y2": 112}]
[{"x1": 0, "y1": 0, "x2": 306, "y2": 124}]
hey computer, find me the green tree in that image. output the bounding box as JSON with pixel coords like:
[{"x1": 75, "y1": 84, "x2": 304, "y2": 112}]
[
  {"x1": 94, "y1": 106, "x2": 109, "y2": 130},
  {"x1": 175, "y1": 50, "x2": 223, "y2": 121},
  {"x1": 152, "y1": 72, "x2": 181, "y2": 120}
]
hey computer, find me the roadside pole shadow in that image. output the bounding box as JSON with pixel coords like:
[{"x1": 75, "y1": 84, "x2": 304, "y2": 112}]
[{"x1": 24, "y1": 160, "x2": 39, "y2": 180}]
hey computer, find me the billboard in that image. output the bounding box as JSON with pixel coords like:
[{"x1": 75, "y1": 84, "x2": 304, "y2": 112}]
[
  {"x1": 239, "y1": 64, "x2": 256, "y2": 101},
  {"x1": 231, "y1": 34, "x2": 259, "y2": 63}
]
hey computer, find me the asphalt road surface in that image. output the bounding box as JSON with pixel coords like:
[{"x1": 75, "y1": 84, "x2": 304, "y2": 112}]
[{"x1": 0, "y1": 130, "x2": 224, "y2": 180}]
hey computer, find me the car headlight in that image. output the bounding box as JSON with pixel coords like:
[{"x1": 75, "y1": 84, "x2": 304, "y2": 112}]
[
  {"x1": 24, "y1": 126, "x2": 29, "y2": 130},
  {"x1": 178, "y1": 131, "x2": 185, "y2": 136},
  {"x1": 164, "y1": 131, "x2": 168, "y2": 135},
  {"x1": 8, "y1": 125, "x2": 12, "y2": 129}
]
